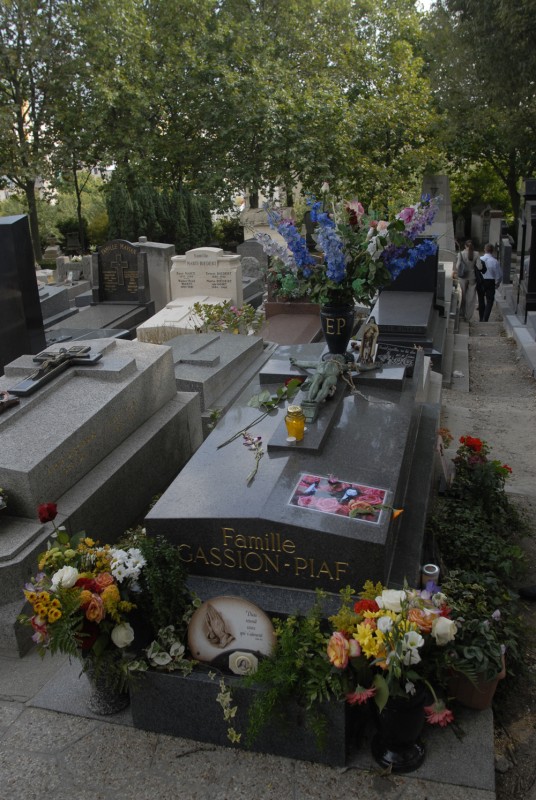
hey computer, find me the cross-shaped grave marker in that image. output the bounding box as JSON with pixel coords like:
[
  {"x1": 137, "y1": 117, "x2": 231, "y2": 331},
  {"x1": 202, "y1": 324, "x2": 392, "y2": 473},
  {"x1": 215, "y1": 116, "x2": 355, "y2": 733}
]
[{"x1": 8, "y1": 346, "x2": 103, "y2": 397}]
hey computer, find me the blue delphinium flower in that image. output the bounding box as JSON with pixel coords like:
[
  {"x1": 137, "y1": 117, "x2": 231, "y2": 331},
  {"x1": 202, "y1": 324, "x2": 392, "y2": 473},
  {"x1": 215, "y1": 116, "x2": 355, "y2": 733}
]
[
  {"x1": 265, "y1": 208, "x2": 316, "y2": 276},
  {"x1": 309, "y1": 200, "x2": 348, "y2": 284}
]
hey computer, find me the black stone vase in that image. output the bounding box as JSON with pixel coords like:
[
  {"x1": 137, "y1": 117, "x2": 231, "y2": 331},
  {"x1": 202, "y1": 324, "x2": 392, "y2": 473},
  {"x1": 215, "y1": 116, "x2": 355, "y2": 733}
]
[
  {"x1": 371, "y1": 685, "x2": 427, "y2": 773},
  {"x1": 83, "y1": 655, "x2": 130, "y2": 716},
  {"x1": 319, "y1": 304, "x2": 355, "y2": 356}
]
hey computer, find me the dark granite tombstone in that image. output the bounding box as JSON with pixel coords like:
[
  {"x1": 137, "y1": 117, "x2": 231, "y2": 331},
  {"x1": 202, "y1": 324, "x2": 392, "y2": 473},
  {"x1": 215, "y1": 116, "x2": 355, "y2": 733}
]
[
  {"x1": 145, "y1": 342, "x2": 434, "y2": 602},
  {"x1": 236, "y1": 239, "x2": 268, "y2": 269},
  {"x1": 92, "y1": 239, "x2": 150, "y2": 304},
  {"x1": 521, "y1": 207, "x2": 536, "y2": 317},
  {"x1": 0, "y1": 215, "x2": 46, "y2": 375},
  {"x1": 381, "y1": 236, "x2": 439, "y2": 303}
]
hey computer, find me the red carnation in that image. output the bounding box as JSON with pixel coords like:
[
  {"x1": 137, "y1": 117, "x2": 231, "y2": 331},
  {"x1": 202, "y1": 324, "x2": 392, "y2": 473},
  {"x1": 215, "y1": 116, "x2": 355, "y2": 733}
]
[
  {"x1": 38, "y1": 503, "x2": 58, "y2": 523},
  {"x1": 354, "y1": 598, "x2": 380, "y2": 614}
]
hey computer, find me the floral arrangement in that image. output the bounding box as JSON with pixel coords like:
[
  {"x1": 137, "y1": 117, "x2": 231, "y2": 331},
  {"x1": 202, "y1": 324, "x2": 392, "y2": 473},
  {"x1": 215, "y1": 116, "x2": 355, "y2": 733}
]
[
  {"x1": 20, "y1": 503, "x2": 145, "y2": 689},
  {"x1": 188, "y1": 300, "x2": 262, "y2": 335},
  {"x1": 328, "y1": 582, "x2": 456, "y2": 726},
  {"x1": 255, "y1": 191, "x2": 440, "y2": 307}
]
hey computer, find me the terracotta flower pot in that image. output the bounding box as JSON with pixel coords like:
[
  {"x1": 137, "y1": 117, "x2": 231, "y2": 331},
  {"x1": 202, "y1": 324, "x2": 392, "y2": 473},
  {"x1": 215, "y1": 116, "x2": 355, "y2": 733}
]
[{"x1": 448, "y1": 656, "x2": 506, "y2": 710}]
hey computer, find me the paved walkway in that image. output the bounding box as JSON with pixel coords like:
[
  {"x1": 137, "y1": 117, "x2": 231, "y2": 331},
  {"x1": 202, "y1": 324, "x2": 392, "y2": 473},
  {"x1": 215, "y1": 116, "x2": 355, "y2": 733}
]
[{"x1": 5, "y1": 285, "x2": 536, "y2": 800}]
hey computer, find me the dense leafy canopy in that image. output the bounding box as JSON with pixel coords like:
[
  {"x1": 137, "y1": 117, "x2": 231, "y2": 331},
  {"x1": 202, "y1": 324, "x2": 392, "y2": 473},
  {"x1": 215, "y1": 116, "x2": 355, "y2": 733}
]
[{"x1": 2, "y1": 0, "x2": 530, "y2": 256}]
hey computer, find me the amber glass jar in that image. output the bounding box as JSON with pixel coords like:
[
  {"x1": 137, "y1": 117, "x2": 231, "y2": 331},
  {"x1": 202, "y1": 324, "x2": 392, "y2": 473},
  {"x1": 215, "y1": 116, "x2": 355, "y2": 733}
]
[{"x1": 285, "y1": 405, "x2": 305, "y2": 441}]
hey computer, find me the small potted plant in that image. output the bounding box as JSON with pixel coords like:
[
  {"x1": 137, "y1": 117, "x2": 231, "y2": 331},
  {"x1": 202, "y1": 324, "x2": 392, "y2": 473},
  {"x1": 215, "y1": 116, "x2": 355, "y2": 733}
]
[{"x1": 440, "y1": 573, "x2": 506, "y2": 710}]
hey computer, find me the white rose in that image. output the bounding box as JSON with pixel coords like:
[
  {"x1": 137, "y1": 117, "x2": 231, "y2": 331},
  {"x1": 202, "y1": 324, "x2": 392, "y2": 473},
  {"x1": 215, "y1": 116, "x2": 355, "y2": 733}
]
[
  {"x1": 51, "y1": 565, "x2": 79, "y2": 589},
  {"x1": 377, "y1": 589, "x2": 407, "y2": 612},
  {"x1": 432, "y1": 616, "x2": 457, "y2": 646},
  {"x1": 111, "y1": 622, "x2": 135, "y2": 649}
]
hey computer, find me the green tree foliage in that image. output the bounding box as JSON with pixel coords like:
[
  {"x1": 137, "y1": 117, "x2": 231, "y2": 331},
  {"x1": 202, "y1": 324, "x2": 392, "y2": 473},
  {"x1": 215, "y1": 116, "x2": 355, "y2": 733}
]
[{"x1": 424, "y1": 0, "x2": 536, "y2": 219}]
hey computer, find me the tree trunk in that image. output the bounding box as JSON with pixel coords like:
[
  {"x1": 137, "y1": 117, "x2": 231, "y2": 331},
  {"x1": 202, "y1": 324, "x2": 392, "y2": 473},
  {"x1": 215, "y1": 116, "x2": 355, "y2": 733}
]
[
  {"x1": 24, "y1": 179, "x2": 42, "y2": 262},
  {"x1": 72, "y1": 161, "x2": 86, "y2": 252}
]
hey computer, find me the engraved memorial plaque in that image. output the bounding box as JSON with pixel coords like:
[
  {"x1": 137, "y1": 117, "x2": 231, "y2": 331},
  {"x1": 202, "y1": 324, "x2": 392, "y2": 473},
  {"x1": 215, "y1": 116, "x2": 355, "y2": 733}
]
[
  {"x1": 93, "y1": 240, "x2": 150, "y2": 304},
  {"x1": 187, "y1": 596, "x2": 276, "y2": 670}
]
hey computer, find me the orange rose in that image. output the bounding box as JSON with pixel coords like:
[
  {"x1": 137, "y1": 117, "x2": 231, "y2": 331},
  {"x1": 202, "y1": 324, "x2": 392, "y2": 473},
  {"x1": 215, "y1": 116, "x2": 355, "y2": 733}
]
[
  {"x1": 348, "y1": 500, "x2": 375, "y2": 514},
  {"x1": 94, "y1": 573, "x2": 114, "y2": 591},
  {"x1": 85, "y1": 593, "x2": 105, "y2": 623},
  {"x1": 327, "y1": 632, "x2": 350, "y2": 669},
  {"x1": 408, "y1": 608, "x2": 434, "y2": 633}
]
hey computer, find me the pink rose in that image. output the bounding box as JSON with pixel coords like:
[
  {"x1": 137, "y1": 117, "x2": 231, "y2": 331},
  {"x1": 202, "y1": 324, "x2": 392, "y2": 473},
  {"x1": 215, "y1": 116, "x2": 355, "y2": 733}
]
[
  {"x1": 314, "y1": 497, "x2": 340, "y2": 513},
  {"x1": 297, "y1": 496, "x2": 315, "y2": 507},
  {"x1": 398, "y1": 207, "x2": 416, "y2": 224},
  {"x1": 358, "y1": 489, "x2": 385, "y2": 505}
]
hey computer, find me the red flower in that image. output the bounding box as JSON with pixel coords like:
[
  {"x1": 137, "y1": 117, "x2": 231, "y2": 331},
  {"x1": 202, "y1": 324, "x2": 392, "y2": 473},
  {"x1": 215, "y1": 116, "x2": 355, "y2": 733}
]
[
  {"x1": 459, "y1": 435, "x2": 483, "y2": 452},
  {"x1": 354, "y1": 598, "x2": 380, "y2": 614},
  {"x1": 502, "y1": 464, "x2": 512, "y2": 473},
  {"x1": 75, "y1": 577, "x2": 98, "y2": 592},
  {"x1": 38, "y1": 503, "x2": 58, "y2": 523},
  {"x1": 284, "y1": 376, "x2": 304, "y2": 387}
]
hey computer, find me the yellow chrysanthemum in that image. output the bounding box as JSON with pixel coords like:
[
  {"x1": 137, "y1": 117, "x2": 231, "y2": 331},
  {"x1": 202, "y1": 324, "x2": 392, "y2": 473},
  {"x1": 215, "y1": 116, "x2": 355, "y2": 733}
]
[
  {"x1": 79, "y1": 589, "x2": 92, "y2": 606},
  {"x1": 101, "y1": 584, "x2": 120, "y2": 606},
  {"x1": 24, "y1": 590, "x2": 37, "y2": 603},
  {"x1": 50, "y1": 598, "x2": 61, "y2": 609},
  {"x1": 353, "y1": 624, "x2": 384, "y2": 658},
  {"x1": 47, "y1": 608, "x2": 62, "y2": 623},
  {"x1": 37, "y1": 591, "x2": 50, "y2": 603},
  {"x1": 34, "y1": 603, "x2": 48, "y2": 616}
]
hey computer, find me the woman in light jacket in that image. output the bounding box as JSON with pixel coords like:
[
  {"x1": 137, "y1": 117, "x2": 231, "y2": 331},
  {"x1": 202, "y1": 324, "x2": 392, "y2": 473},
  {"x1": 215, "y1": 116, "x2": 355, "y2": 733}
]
[{"x1": 455, "y1": 240, "x2": 483, "y2": 322}]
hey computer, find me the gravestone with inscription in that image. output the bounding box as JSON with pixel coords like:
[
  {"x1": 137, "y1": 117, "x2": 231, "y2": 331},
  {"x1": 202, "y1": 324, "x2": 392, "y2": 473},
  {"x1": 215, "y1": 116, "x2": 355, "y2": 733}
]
[
  {"x1": 137, "y1": 247, "x2": 247, "y2": 343},
  {"x1": 92, "y1": 239, "x2": 151, "y2": 304},
  {"x1": 133, "y1": 339, "x2": 440, "y2": 762},
  {"x1": 0, "y1": 338, "x2": 202, "y2": 652},
  {"x1": 45, "y1": 240, "x2": 155, "y2": 339},
  {"x1": 0, "y1": 215, "x2": 46, "y2": 375},
  {"x1": 146, "y1": 340, "x2": 438, "y2": 603}
]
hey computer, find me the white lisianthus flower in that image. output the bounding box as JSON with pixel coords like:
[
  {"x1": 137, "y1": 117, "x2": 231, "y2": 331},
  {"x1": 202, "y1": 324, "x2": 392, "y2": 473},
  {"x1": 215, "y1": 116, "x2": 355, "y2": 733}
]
[
  {"x1": 321, "y1": 181, "x2": 330, "y2": 194},
  {"x1": 377, "y1": 589, "x2": 407, "y2": 612},
  {"x1": 403, "y1": 630, "x2": 425, "y2": 650},
  {"x1": 402, "y1": 647, "x2": 422, "y2": 666},
  {"x1": 431, "y1": 616, "x2": 457, "y2": 646},
  {"x1": 51, "y1": 565, "x2": 79, "y2": 589},
  {"x1": 377, "y1": 616, "x2": 394, "y2": 633},
  {"x1": 111, "y1": 622, "x2": 135, "y2": 648},
  {"x1": 405, "y1": 680, "x2": 416, "y2": 695}
]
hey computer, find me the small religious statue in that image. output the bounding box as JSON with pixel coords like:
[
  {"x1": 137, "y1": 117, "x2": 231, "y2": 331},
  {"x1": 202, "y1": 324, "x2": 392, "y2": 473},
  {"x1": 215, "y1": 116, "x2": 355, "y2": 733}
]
[
  {"x1": 289, "y1": 354, "x2": 349, "y2": 422},
  {"x1": 357, "y1": 316, "x2": 379, "y2": 371}
]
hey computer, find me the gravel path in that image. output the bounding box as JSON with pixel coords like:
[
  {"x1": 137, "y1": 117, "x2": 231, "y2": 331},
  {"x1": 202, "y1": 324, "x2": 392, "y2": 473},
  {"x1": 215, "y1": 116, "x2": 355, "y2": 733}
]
[{"x1": 441, "y1": 303, "x2": 536, "y2": 800}]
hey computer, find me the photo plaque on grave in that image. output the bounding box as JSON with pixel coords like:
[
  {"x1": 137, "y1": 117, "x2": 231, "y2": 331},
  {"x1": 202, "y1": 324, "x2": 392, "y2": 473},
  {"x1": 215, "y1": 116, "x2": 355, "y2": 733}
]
[{"x1": 187, "y1": 596, "x2": 276, "y2": 674}]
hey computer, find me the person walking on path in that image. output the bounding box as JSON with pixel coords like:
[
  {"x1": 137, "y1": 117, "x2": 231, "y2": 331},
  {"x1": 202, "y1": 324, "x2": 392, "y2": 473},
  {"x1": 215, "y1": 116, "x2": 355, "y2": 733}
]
[
  {"x1": 455, "y1": 240, "x2": 482, "y2": 322},
  {"x1": 480, "y1": 243, "x2": 502, "y2": 322}
]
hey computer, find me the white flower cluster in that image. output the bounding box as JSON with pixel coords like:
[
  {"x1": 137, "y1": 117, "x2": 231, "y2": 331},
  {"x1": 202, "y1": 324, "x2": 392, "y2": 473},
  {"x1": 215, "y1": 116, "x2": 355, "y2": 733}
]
[{"x1": 109, "y1": 547, "x2": 146, "y2": 584}]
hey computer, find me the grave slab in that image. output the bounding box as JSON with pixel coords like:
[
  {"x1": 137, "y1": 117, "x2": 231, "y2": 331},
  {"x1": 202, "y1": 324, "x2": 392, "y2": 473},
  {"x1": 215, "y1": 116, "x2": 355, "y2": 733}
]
[
  {"x1": 0, "y1": 339, "x2": 188, "y2": 518},
  {"x1": 163, "y1": 332, "x2": 266, "y2": 411},
  {"x1": 145, "y1": 343, "x2": 428, "y2": 598}
]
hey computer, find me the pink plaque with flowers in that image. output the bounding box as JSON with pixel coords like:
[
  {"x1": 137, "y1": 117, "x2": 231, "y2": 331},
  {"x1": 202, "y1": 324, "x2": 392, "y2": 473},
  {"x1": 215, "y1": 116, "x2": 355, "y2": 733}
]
[{"x1": 289, "y1": 473, "x2": 387, "y2": 524}]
